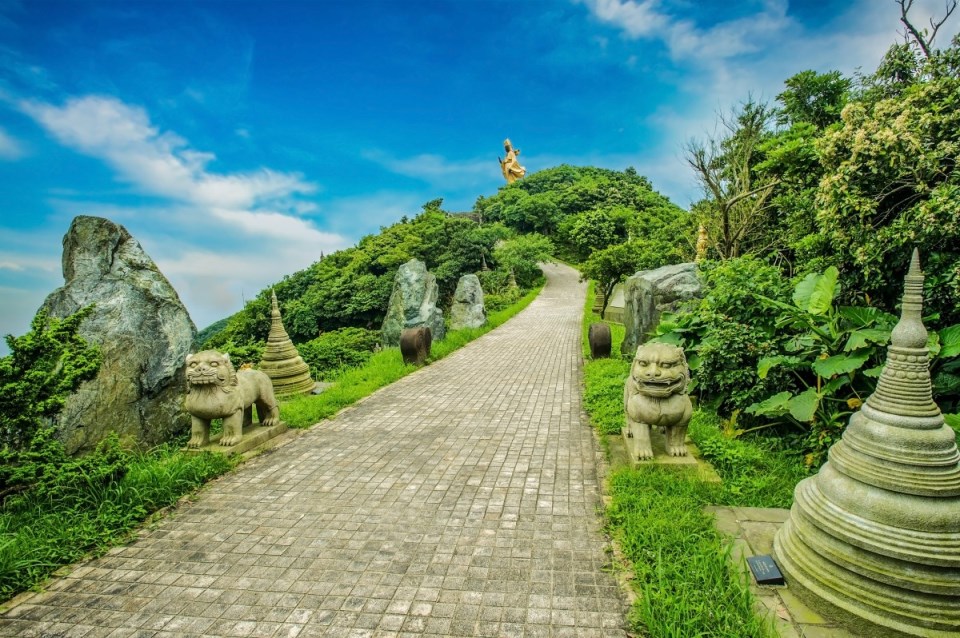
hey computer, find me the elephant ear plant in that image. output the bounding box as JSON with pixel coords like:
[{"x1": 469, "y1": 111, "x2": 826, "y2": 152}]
[{"x1": 745, "y1": 267, "x2": 960, "y2": 466}]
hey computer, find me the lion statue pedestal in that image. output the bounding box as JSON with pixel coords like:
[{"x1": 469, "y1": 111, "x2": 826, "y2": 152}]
[
  {"x1": 183, "y1": 350, "x2": 287, "y2": 455},
  {"x1": 623, "y1": 342, "x2": 693, "y2": 462}
]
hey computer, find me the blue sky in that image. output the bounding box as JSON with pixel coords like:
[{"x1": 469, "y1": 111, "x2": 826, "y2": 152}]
[{"x1": 1, "y1": 0, "x2": 956, "y2": 344}]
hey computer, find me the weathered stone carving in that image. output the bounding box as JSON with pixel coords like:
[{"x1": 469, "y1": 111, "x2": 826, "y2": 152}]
[
  {"x1": 621, "y1": 262, "x2": 702, "y2": 356},
  {"x1": 381, "y1": 259, "x2": 446, "y2": 347},
  {"x1": 498, "y1": 138, "x2": 526, "y2": 183},
  {"x1": 623, "y1": 343, "x2": 692, "y2": 460},
  {"x1": 185, "y1": 350, "x2": 280, "y2": 448},
  {"x1": 774, "y1": 250, "x2": 960, "y2": 637},
  {"x1": 588, "y1": 323, "x2": 611, "y2": 358},
  {"x1": 399, "y1": 327, "x2": 432, "y2": 366},
  {"x1": 39, "y1": 216, "x2": 195, "y2": 454},
  {"x1": 450, "y1": 274, "x2": 486, "y2": 330},
  {"x1": 260, "y1": 290, "x2": 317, "y2": 396}
]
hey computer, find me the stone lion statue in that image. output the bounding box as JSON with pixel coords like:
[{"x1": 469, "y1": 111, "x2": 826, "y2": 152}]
[
  {"x1": 184, "y1": 350, "x2": 280, "y2": 448},
  {"x1": 623, "y1": 342, "x2": 692, "y2": 460}
]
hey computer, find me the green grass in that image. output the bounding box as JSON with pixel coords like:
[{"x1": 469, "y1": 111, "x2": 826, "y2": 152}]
[
  {"x1": 580, "y1": 277, "x2": 808, "y2": 637},
  {"x1": 0, "y1": 444, "x2": 232, "y2": 602},
  {"x1": 281, "y1": 281, "x2": 544, "y2": 428},
  {"x1": 608, "y1": 466, "x2": 773, "y2": 638},
  {"x1": 582, "y1": 281, "x2": 631, "y2": 435}
]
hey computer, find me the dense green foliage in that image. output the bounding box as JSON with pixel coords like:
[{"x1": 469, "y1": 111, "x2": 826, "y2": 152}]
[
  {"x1": 0, "y1": 308, "x2": 102, "y2": 449},
  {"x1": 205, "y1": 202, "x2": 520, "y2": 348},
  {"x1": 658, "y1": 22, "x2": 960, "y2": 464},
  {"x1": 474, "y1": 164, "x2": 693, "y2": 266},
  {"x1": 475, "y1": 164, "x2": 694, "y2": 319},
  {"x1": 298, "y1": 327, "x2": 381, "y2": 381},
  {"x1": 692, "y1": 35, "x2": 960, "y2": 324},
  {"x1": 654, "y1": 258, "x2": 960, "y2": 464}
]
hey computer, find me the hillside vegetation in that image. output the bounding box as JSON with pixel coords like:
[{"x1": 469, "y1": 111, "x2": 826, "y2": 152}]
[{"x1": 200, "y1": 167, "x2": 691, "y2": 376}]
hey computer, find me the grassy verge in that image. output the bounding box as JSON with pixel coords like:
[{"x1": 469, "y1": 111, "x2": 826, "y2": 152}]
[
  {"x1": 281, "y1": 281, "x2": 544, "y2": 427},
  {"x1": 0, "y1": 440, "x2": 233, "y2": 603},
  {"x1": 581, "y1": 279, "x2": 808, "y2": 637}
]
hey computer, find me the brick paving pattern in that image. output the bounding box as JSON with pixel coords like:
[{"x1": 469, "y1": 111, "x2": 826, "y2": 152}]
[{"x1": 1, "y1": 262, "x2": 628, "y2": 638}]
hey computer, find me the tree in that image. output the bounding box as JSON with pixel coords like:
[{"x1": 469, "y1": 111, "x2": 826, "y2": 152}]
[
  {"x1": 686, "y1": 100, "x2": 779, "y2": 259},
  {"x1": 811, "y1": 53, "x2": 960, "y2": 322},
  {"x1": 557, "y1": 207, "x2": 630, "y2": 262},
  {"x1": 898, "y1": 0, "x2": 957, "y2": 59},
  {"x1": 776, "y1": 70, "x2": 851, "y2": 129},
  {"x1": 580, "y1": 239, "x2": 686, "y2": 318},
  {"x1": 492, "y1": 234, "x2": 555, "y2": 288}
]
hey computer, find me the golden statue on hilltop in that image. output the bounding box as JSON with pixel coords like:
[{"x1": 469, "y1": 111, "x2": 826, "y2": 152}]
[
  {"x1": 499, "y1": 138, "x2": 526, "y2": 183},
  {"x1": 695, "y1": 225, "x2": 709, "y2": 262}
]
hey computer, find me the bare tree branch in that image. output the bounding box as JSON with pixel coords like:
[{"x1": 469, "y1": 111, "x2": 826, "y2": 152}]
[{"x1": 898, "y1": 0, "x2": 958, "y2": 58}]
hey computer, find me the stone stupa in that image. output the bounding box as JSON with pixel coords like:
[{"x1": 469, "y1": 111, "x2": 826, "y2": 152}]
[
  {"x1": 774, "y1": 249, "x2": 960, "y2": 637},
  {"x1": 259, "y1": 290, "x2": 317, "y2": 396}
]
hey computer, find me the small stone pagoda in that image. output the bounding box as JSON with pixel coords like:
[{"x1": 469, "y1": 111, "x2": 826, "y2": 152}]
[
  {"x1": 259, "y1": 290, "x2": 317, "y2": 396},
  {"x1": 774, "y1": 250, "x2": 960, "y2": 637}
]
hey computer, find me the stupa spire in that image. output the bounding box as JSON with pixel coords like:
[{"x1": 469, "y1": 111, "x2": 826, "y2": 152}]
[
  {"x1": 259, "y1": 289, "x2": 317, "y2": 396},
  {"x1": 866, "y1": 248, "x2": 938, "y2": 420}
]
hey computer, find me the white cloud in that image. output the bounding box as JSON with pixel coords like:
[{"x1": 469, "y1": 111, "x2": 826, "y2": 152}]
[
  {"x1": 0, "y1": 126, "x2": 23, "y2": 159},
  {"x1": 19, "y1": 95, "x2": 321, "y2": 237},
  {"x1": 581, "y1": 0, "x2": 792, "y2": 62},
  {"x1": 210, "y1": 207, "x2": 342, "y2": 245},
  {"x1": 362, "y1": 149, "x2": 496, "y2": 190}
]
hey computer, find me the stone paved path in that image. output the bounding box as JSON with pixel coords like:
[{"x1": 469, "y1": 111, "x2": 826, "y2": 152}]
[{"x1": 1, "y1": 262, "x2": 629, "y2": 638}]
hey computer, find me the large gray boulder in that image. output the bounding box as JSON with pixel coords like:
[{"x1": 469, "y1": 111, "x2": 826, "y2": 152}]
[
  {"x1": 450, "y1": 274, "x2": 486, "y2": 330},
  {"x1": 40, "y1": 216, "x2": 196, "y2": 454},
  {"x1": 621, "y1": 262, "x2": 702, "y2": 356},
  {"x1": 381, "y1": 259, "x2": 446, "y2": 347}
]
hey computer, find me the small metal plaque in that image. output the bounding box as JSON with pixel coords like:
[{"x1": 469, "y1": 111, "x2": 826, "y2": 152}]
[{"x1": 747, "y1": 554, "x2": 784, "y2": 586}]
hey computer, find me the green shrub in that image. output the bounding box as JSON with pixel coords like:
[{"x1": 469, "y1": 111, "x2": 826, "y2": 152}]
[
  {"x1": 205, "y1": 340, "x2": 264, "y2": 367},
  {"x1": 492, "y1": 234, "x2": 555, "y2": 288},
  {"x1": 298, "y1": 327, "x2": 381, "y2": 380},
  {"x1": 0, "y1": 307, "x2": 102, "y2": 449},
  {"x1": 651, "y1": 257, "x2": 794, "y2": 414}
]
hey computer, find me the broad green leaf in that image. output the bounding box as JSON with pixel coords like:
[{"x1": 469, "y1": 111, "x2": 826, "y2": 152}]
[
  {"x1": 839, "y1": 306, "x2": 896, "y2": 328},
  {"x1": 792, "y1": 272, "x2": 819, "y2": 311},
  {"x1": 686, "y1": 353, "x2": 702, "y2": 371},
  {"x1": 745, "y1": 391, "x2": 791, "y2": 416},
  {"x1": 863, "y1": 365, "x2": 884, "y2": 378},
  {"x1": 807, "y1": 267, "x2": 839, "y2": 315},
  {"x1": 788, "y1": 387, "x2": 819, "y2": 422},
  {"x1": 939, "y1": 324, "x2": 960, "y2": 359},
  {"x1": 757, "y1": 356, "x2": 786, "y2": 380},
  {"x1": 822, "y1": 376, "x2": 852, "y2": 395},
  {"x1": 650, "y1": 332, "x2": 684, "y2": 346},
  {"x1": 844, "y1": 329, "x2": 891, "y2": 352},
  {"x1": 812, "y1": 351, "x2": 870, "y2": 377},
  {"x1": 757, "y1": 355, "x2": 800, "y2": 379}
]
